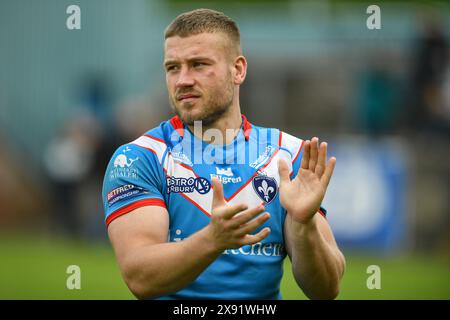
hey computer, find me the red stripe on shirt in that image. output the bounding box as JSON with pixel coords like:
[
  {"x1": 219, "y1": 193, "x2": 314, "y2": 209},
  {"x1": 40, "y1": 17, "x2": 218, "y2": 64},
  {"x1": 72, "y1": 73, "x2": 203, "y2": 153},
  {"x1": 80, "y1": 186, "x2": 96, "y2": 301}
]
[
  {"x1": 106, "y1": 198, "x2": 166, "y2": 227},
  {"x1": 143, "y1": 134, "x2": 166, "y2": 144}
]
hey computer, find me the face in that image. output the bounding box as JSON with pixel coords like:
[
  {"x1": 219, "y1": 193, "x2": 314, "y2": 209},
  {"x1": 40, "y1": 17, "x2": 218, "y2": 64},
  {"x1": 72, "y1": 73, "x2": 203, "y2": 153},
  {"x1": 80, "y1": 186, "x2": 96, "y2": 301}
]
[{"x1": 164, "y1": 33, "x2": 237, "y2": 126}]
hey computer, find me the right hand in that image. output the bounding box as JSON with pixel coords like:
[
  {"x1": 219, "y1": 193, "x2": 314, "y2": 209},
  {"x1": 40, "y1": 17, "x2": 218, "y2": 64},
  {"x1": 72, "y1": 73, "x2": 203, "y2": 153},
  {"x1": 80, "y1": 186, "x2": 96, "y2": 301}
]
[{"x1": 205, "y1": 177, "x2": 271, "y2": 252}]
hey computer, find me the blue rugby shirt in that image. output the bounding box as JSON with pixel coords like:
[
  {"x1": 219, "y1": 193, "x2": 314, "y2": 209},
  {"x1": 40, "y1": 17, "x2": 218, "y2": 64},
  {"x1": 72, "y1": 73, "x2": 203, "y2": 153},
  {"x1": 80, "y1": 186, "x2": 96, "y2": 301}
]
[{"x1": 102, "y1": 115, "x2": 326, "y2": 299}]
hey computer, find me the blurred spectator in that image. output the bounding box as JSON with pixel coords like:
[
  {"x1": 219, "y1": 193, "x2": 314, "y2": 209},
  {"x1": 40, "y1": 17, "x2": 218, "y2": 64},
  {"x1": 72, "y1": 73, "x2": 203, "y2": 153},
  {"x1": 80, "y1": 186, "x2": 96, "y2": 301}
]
[
  {"x1": 43, "y1": 111, "x2": 102, "y2": 238},
  {"x1": 43, "y1": 75, "x2": 117, "y2": 240},
  {"x1": 42, "y1": 83, "x2": 170, "y2": 240},
  {"x1": 355, "y1": 59, "x2": 400, "y2": 136},
  {"x1": 407, "y1": 11, "x2": 449, "y2": 135},
  {"x1": 406, "y1": 10, "x2": 450, "y2": 253}
]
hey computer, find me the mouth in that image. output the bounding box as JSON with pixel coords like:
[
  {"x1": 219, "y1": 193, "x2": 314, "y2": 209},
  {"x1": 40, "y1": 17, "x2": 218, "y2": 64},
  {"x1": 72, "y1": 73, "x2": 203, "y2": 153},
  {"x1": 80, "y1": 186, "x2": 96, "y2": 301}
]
[{"x1": 177, "y1": 93, "x2": 201, "y2": 102}]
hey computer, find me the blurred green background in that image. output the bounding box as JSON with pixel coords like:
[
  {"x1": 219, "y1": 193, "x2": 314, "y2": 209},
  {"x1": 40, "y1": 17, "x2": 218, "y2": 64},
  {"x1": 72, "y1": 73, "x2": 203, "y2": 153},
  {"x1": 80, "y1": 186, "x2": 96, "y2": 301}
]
[
  {"x1": 0, "y1": 0, "x2": 449, "y2": 300},
  {"x1": 1, "y1": 234, "x2": 448, "y2": 299}
]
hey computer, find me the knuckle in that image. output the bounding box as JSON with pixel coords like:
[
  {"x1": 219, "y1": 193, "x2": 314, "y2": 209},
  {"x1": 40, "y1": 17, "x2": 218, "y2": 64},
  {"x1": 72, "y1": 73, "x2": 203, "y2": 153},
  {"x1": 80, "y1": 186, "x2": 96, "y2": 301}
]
[
  {"x1": 240, "y1": 226, "x2": 251, "y2": 235},
  {"x1": 222, "y1": 222, "x2": 232, "y2": 232},
  {"x1": 241, "y1": 237, "x2": 252, "y2": 246},
  {"x1": 235, "y1": 227, "x2": 247, "y2": 237}
]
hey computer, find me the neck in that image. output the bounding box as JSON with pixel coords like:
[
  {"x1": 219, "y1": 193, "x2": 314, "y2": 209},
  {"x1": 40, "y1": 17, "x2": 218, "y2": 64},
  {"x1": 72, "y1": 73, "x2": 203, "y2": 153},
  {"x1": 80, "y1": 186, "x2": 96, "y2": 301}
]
[{"x1": 188, "y1": 104, "x2": 242, "y2": 145}]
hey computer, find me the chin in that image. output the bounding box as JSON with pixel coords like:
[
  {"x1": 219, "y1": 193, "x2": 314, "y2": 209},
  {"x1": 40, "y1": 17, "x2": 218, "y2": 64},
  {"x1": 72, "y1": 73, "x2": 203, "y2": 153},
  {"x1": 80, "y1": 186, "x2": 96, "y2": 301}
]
[{"x1": 177, "y1": 106, "x2": 206, "y2": 124}]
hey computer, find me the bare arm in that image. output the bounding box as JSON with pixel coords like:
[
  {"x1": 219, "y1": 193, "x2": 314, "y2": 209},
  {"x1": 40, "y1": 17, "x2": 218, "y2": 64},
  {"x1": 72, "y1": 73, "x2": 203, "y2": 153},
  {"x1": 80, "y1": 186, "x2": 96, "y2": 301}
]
[
  {"x1": 108, "y1": 178, "x2": 271, "y2": 299},
  {"x1": 284, "y1": 212, "x2": 345, "y2": 300},
  {"x1": 279, "y1": 137, "x2": 345, "y2": 300},
  {"x1": 108, "y1": 205, "x2": 221, "y2": 299}
]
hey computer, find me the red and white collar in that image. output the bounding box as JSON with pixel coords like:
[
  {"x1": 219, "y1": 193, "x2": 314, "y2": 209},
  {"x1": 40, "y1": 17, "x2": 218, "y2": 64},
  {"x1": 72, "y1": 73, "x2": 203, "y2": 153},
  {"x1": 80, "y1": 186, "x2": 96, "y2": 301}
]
[{"x1": 169, "y1": 114, "x2": 252, "y2": 141}]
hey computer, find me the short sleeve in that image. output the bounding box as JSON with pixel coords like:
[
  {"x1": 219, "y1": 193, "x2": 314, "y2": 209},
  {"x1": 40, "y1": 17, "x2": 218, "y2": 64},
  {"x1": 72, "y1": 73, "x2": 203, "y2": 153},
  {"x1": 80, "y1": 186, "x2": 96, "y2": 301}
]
[
  {"x1": 102, "y1": 143, "x2": 166, "y2": 226},
  {"x1": 290, "y1": 141, "x2": 303, "y2": 181},
  {"x1": 278, "y1": 130, "x2": 304, "y2": 181}
]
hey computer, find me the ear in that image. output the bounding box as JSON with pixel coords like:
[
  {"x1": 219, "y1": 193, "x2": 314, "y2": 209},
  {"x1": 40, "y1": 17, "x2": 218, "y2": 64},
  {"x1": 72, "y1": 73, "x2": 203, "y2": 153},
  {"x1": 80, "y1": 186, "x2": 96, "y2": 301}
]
[{"x1": 233, "y1": 55, "x2": 247, "y2": 85}]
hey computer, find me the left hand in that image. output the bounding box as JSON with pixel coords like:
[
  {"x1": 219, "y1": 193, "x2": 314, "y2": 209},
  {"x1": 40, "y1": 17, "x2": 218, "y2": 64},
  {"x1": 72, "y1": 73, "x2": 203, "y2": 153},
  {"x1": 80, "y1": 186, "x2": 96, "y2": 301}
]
[{"x1": 278, "y1": 137, "x2": 336, "y2": 224}]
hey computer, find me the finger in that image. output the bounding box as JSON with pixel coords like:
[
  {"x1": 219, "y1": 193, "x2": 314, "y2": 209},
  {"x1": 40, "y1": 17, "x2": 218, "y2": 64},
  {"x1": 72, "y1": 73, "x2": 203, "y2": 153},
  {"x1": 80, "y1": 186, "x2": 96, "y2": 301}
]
[
  {"x1": 211, "y1": 177, "x2": 226, "y2": 210},
  {"x1": 321, "y1": 156, "x2": 336, "y2": 188},
  {"x1": 229, "y1": 204, "x2": 265, "y2": 228},
  {"x1": 241, "y1": 227, "x2": 271, "y2": 246},
  {"x1": 315, "y1": 142, "x2": 327, "y2": 177},
  {"x1": 300, "y1": 140, "x2": 310, "y2": 169},
  {"x1": 236, "y1": 212, "x2": 271, "y2": 236},
  {"x1": 309, "y1": 137, "x2": 319, "y2": 172},
  {"x1": 278, "y1": 159, "x2": 290, "y2": 186},
  {"x1": 220, "y1": 203, "x2": 249, "y2": 220}
]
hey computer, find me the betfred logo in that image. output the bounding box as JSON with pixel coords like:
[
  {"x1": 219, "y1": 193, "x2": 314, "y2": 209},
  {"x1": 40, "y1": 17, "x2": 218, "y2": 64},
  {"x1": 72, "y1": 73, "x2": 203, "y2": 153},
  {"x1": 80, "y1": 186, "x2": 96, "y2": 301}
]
[
  {"x1": 107, "y1": 184, "x2": 148, "y2": 207},
  {"x1": 107, "y1": 184, "x2": 134, "y2": 200}
]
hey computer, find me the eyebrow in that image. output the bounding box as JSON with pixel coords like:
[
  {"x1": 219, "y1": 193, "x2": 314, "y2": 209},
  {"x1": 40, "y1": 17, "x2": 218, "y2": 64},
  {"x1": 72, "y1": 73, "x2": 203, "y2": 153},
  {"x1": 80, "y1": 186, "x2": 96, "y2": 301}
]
[{"x1": 164, "y1": 56, "x2": 215, "y2": 67}]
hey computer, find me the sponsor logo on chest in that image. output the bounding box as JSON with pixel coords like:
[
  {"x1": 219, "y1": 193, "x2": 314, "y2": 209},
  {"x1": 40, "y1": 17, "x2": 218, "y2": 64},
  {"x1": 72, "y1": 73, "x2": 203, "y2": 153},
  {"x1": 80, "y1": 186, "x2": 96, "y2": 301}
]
[
  {"x1": 250, "y1": 145, "x2": 276, "y2": 169},
  {"x1": 210, "y1": 167, "x2": 242, "y2": 184},
  {"x1": 166, "y1": 176, "x2": 211, "y2": 194},
  {"x1": 170, "y1": 150, "x2": 193, "y2": 166}
]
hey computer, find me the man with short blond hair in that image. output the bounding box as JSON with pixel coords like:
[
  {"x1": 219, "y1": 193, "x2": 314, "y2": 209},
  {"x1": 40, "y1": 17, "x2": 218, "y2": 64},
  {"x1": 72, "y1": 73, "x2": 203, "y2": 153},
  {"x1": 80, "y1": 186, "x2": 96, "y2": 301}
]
[
  {"x1": 102, "y1": 8, "x2": 345, "y2": 300},
  {"x1": 165, "y1": 8, "x2": 241, "y2": 54}
]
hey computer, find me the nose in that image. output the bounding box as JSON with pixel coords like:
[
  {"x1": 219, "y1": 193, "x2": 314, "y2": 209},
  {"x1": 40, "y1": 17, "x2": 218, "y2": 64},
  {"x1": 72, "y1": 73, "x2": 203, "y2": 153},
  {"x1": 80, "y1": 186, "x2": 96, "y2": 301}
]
[{"x1": 175, "y1": 66, "x2": 195, "y2": 88}]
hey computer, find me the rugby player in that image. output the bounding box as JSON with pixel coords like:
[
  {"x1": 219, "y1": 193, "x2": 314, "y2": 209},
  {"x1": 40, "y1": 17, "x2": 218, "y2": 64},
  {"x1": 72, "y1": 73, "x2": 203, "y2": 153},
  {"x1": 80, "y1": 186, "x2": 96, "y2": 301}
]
[{"x1": 102, "y1": 8, "x2": 345, "y2": 300}]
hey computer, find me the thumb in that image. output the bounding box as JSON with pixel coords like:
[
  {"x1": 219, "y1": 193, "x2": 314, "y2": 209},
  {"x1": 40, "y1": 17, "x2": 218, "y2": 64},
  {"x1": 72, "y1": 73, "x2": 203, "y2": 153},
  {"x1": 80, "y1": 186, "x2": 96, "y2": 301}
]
[
  {"x1": 278, "y1": 159, "x2": 290, "y2": 187},
  {"x1": 211, "y1": 177, "x2": 226, "y2": 210}
]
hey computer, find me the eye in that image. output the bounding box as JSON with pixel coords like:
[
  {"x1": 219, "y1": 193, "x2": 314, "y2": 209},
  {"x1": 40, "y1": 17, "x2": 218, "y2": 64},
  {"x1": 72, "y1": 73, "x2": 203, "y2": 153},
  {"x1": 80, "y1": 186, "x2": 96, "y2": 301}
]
[
  {"x1": 166, "y1": 65, "x2": 179, "y2": 72},
  {"x1": 193, "y1": 62, "x2": 206, "y2": 68}
]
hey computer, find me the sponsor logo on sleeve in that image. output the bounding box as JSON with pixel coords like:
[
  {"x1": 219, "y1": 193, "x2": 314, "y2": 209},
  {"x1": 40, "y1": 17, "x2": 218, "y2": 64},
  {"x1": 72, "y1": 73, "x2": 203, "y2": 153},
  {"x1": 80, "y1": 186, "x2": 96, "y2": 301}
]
[
  {"x1": 107, "y1": 184, "x2": 148, "y2": 207},
  {"x1": 109, "y1": 151, "x2": 140, "y2": 181}
]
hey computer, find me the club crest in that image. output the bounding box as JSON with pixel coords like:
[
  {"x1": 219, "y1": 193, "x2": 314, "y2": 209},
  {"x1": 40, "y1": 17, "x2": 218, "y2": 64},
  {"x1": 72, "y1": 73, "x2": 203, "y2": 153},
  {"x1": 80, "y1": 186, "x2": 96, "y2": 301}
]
[{"x1": 252, "y1": 175, "x2": 278, "y2": 204}]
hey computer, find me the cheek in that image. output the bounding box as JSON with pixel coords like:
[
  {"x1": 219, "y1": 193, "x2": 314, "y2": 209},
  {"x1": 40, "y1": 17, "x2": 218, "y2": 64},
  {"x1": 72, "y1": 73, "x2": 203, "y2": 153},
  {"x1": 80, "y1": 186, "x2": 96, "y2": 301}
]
[
  {"x1": 199, "y1": 69, "x2": 216, "y2": 82},
  {"x1": 201, "y1": 69, "x2": 229, "y2": 90},
  {"x1": 166, "y1": 76, "x2": 176, "y2": 93},
  {"x1": 194, "y1": 71, "x2": 214, "y2": 95}
]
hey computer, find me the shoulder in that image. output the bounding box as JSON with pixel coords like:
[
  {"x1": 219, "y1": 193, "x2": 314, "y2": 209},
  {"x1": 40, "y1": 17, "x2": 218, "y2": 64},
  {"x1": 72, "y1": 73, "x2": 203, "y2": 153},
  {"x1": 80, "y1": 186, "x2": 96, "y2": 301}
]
[
  {"x1": 279, "y1": 130, "x2": 304, "y2": 160},
  {"x1": 111, "y1": 118, "x2": 180, "y2": 164},
  {"x1": 109, "y1": 120, "x2": 178, "y2": 168},
  {"x1": 250, "y1": 124, "x2": 304, "y2": 158}
]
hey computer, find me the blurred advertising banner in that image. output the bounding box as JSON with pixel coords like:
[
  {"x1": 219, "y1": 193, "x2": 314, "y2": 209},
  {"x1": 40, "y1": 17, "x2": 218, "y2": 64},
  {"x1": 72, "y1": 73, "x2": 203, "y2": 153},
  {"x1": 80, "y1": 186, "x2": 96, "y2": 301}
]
[{"x1": 323, "y1": 137, "x2": 410, "y2": 252}]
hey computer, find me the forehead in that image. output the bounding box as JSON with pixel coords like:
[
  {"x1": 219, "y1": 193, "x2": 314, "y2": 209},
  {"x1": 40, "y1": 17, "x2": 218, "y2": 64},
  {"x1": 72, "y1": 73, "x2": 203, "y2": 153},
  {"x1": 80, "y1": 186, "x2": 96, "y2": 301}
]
[{"x1": 164, "y1": 32, "x2": 229, "y2": 61}]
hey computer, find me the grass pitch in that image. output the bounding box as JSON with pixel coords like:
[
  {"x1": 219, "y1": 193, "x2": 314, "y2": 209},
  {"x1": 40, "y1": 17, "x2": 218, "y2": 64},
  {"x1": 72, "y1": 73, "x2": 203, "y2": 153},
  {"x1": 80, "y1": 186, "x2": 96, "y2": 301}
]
[{"x1": 0, "y1": 235, "x2": 448, "y2": 299}]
